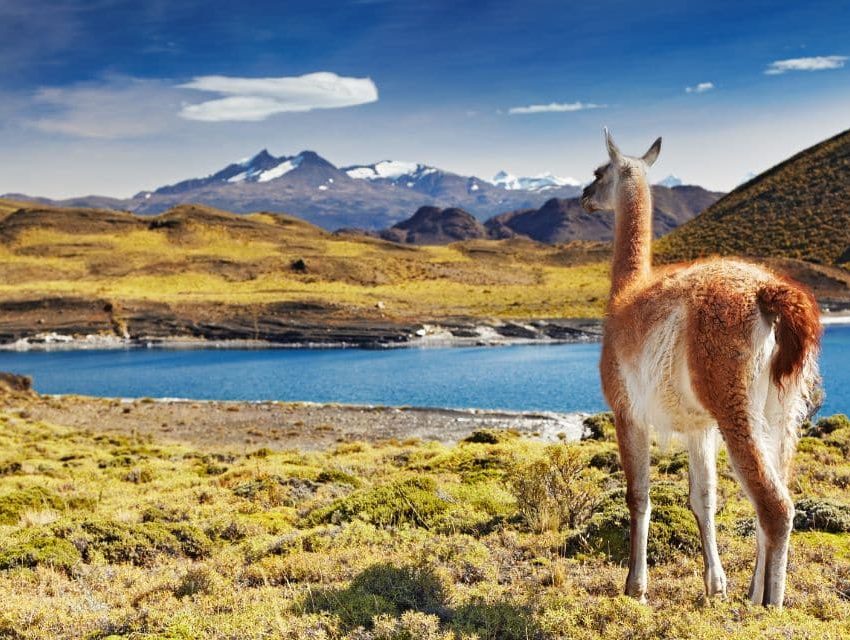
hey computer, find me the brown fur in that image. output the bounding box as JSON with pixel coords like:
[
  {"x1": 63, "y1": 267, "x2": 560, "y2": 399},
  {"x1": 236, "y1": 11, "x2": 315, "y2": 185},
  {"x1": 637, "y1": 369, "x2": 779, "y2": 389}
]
[{"x1": 757, "y1": 278, "x2": 821, "y2": 388}]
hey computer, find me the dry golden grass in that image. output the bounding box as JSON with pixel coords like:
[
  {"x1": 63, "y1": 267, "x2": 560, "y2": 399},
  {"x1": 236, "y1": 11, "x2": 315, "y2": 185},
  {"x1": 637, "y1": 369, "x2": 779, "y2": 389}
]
[
  {"x1": 0, "y1": 397, "x2": 849, "y2": 639},
  {"x1": 0, "y1": 203, "x2": 610, "y2": 319},
  {"x1": 657, "y1": 128, "x2": 850, "y2": 267}
]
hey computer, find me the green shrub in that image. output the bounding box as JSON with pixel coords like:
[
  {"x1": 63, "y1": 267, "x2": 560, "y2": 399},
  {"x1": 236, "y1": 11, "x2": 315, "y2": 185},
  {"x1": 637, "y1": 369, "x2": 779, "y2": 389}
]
[
  {"x1": 305, "y1": 477, "x2": 449, "y2": 529},
  {"x1": 452, "y1": 599, "x2": 542, "y2": 640},
  {"x1": 0, "y1": 486, "x2": 65, "y2": 524},
  {"x1": 588, "y1": 448, "x2": 620, "y2": 472},
  {"x1": 581, "y1": 412, "x2": 615, "y2": 442},
  {"x1": 461, "y1": 429, "x2": 519, "y2": 445},
  {"x1": 61, "y1": 519, "x2": 212, "y2": 565},
  {"x1": 168, "y1": 523, "x2": 213, "y2": 559},
  {"x1": 794, "y1": 498, "x2": 850, "y2": 533},
  {"x1": 508, "y1": 445, "x2": 605, "y2": 532},
  {"x1": 655, "y1": 450, "x2": 688, "y2": 474},
  {"x1": 807, "y1": 414, "x2": 850, "y2": 438},
  {"x1": 174, "y1": 566, "x2": 218, "y2": 598},
  {"x1": 577, "y1": 483, "x2": 700, "y2": 564},
  {"x1": 0, "y1": 530, "x2": 80, "y2": 571}
]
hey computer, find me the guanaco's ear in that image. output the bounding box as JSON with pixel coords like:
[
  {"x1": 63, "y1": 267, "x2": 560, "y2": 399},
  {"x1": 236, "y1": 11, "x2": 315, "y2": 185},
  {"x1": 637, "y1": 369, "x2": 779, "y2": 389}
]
[
  {"x1": 642, "y1": 137, "x2": 662, "y2": 167},
  {"x1": 604, "y1": 127, "x2": 622, "y2": 165}
]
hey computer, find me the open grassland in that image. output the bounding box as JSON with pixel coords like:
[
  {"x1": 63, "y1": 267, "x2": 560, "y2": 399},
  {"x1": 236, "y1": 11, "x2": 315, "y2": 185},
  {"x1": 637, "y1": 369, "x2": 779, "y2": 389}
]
[
  {"x1": 0, "y1": 202, "x2": 611, "y2": 320},
  {"x1": 1, "y1": 385, "x2": 849, "y2": 638}
]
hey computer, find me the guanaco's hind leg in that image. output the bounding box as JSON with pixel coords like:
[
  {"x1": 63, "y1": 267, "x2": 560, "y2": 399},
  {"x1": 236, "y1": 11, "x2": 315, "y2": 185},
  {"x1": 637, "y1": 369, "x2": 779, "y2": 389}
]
[
  {"x1": 614, "y1": 410, "x2": 652, "y2": 602},
  {"x1": 686, "y1": 428, "x2": 727, "y2": 597},
  {"x1": 718, "y1": 414, "x2": 794, "y2": 607}
]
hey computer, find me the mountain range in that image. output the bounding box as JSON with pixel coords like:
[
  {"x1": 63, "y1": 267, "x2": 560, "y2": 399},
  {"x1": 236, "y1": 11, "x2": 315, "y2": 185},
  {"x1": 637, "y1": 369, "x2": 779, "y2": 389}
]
[
  {"x1": 4, "y1": 149, "x2": 705, "y2": 232},
  {"x1": 369, "y1": 184, "x2": 722, "y2": 245},
  {"x1": 5, "y1": 150, "x2": 585, "y2": 230}
]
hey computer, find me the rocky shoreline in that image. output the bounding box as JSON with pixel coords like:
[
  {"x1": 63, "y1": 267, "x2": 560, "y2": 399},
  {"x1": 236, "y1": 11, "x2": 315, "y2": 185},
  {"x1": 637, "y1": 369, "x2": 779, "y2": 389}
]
[{"x1": 0, "y1": 297, "x2": 603, "y2": 350}]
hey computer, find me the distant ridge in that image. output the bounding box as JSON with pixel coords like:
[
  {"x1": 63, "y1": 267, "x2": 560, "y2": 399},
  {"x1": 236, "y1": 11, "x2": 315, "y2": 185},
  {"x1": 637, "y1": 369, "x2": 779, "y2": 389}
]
[
  {"x1": 361, "y1": 185, "x2": 721, "y2": 245},
  {"x1": 656, "y1": 128, "x2": 850, "y2": 266},
  {"x1": 380, "y1": 206, "x2": 486, "y2": 244}
]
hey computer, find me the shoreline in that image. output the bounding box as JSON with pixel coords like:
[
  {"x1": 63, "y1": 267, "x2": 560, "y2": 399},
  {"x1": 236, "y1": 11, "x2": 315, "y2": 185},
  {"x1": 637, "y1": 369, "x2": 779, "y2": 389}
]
[
  {"x1": 5, "y1": 391, "x2": 591, "y2": 450},
  {"x1": 4, "y1": 311, "x2": 850, "y2": 351},
  {"x1": 0, "y1": 318, "x2": 603, "y2": 352}
]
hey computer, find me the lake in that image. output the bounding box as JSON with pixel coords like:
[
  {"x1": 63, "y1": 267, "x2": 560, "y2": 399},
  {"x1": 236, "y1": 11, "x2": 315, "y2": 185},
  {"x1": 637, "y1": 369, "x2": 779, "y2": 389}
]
[{"x1": 2, "y1": 325, "x2": 848, "y2": 416}]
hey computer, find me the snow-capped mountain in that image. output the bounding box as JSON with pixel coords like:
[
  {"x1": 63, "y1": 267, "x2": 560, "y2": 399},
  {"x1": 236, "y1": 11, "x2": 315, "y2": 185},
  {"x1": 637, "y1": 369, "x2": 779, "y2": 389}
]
[
  {"x1": 11, "y1": 149, "x2": 719, "y2": 231},
  {"x1": 151, "y1": 150, "x2": 337, "y2": 196},
  {"x1": 343, "y1": 160, "x2": 491, "y2": 197},
  {"x1": 490, "y1": 170, "x2": 581, "y2": 192},
  {"x1": 655, "y1": 174, "x2": 684, "y2": 188}
]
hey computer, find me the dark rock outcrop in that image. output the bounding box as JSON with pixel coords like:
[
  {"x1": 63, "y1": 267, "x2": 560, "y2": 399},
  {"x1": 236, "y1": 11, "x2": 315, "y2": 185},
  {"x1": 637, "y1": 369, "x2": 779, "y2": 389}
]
[{"x1": 380, "y1": 206, "x2": 486, "y2": 244}]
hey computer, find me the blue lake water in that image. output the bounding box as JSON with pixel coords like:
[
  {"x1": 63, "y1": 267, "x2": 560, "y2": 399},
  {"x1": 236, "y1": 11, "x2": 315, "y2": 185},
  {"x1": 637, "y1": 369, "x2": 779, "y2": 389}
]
[{"x1": 2, "y1": 325, "x2": 848, "y2": 416}]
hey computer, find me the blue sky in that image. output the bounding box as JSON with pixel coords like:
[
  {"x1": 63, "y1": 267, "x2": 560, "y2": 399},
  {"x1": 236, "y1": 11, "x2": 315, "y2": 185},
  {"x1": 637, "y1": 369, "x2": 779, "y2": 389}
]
[{"x1": 1, "y1": 0, "x2": 849, "y2": 197}]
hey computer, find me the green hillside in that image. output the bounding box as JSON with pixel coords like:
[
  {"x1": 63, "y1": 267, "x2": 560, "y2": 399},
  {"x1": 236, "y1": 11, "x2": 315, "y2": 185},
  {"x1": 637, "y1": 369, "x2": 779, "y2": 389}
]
[{"x1": 656, "y1": 128, "x2": 850, "y2": 266}]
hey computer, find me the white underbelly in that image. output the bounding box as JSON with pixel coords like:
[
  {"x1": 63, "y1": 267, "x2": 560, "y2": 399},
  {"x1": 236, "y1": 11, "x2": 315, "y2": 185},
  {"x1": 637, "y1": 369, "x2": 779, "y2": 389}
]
[{"x1": 619, "y1": 309, "x2": 714, "y2": 436}]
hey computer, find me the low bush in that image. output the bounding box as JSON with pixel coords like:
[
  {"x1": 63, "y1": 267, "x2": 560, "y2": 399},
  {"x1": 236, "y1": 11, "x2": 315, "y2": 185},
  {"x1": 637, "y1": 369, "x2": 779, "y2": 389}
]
[
  {"x1": 577, "y1": 483, "x2": 700, "y2": 564},
  {"x1": 0, "y1": 530, "x2": 80, "y2": 571},
  {"x1": 461, "y1": 429, "x2": 519, "y2": 445},
  {"x1": 452, "y1": 599, "x2": 542, "y2": 640},
  {"x1": 794, "y1": 498, "x2": 850, "y2": 533},
  {"x1": 0, "y1": 486, "x2": 64, "y2": 524},
  {"x1": 581, "y1": 412, "x2": 616, "y2": 441},
  {"x1": 304, "y1": 477, "x2": 449, "y2": 529},
  {"x1": 508, "y1": 445, "x2": 606, "y2": 532}
]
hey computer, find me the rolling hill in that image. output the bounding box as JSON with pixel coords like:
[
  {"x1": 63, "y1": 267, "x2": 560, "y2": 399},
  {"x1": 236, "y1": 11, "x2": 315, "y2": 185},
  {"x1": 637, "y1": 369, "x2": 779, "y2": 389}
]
[
  {"x1": 656, "y1": 128, "x2": 850, "y2": 266},
  {"x1": 0, "y1": 199, "x2": 612, "y2": 344}
]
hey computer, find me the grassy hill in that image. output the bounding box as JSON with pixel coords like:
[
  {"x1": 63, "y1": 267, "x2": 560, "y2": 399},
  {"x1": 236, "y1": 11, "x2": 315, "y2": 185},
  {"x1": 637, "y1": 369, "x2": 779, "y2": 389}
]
[
  {"x1": 0, "y1": 200, "x2": 612, "y2": 329},
  {"x1": 656, "y1": 128, "x2": 850, "y2": 266}
]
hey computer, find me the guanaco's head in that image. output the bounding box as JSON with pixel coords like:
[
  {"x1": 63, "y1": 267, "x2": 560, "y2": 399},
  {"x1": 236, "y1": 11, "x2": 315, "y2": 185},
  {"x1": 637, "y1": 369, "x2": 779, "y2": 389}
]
[{"x1": 581, "y1": 129, "x2": 661, "y2": 212}]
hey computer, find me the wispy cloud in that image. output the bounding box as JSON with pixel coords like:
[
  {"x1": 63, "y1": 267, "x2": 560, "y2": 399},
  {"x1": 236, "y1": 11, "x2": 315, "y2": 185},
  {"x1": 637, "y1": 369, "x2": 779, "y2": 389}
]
[
  {"x1": 685, "y1": 82, "x2": 714, "y2": 94},
  {"x1": 177, "y1": 72, "x2": 379, "y2": 122},
  {"x1": 27, "y1": 76, "x2": 180, "y2": 139},
  {"x1": 508, "y1": 101, "x2": 605, "y2": 115},
  {"x1": 765, "y1": 55, "x2": 847, "y2": 75}
]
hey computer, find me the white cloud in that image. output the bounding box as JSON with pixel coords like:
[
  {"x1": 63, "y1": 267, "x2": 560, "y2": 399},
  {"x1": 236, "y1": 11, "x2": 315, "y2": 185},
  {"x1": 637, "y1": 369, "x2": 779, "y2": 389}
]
[
  {"x1": 765, "y1": 55, "x2": 847, "y2": 75},
  {"x1": 685, "y1": 82, "x2": 714, "y2": 94},
  {"x1": 177, "y1": 72, "x2": 379, "y2": 122},
  {"x1": 508, "y1": 101, "x2": 605, "y2": 115}
]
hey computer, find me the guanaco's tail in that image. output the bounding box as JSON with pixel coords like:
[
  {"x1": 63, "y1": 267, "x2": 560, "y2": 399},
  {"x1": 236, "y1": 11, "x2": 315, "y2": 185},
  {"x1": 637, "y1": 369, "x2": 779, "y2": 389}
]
[{"x1": 757, "y1": 278, "x2": 821, "y2": 388}]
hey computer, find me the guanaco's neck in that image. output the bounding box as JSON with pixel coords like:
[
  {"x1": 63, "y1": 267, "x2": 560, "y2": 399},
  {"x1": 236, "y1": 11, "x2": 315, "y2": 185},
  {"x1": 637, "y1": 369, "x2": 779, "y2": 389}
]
[{"x1": 610, "y1": 175, "x2": 652, "y2": 299}]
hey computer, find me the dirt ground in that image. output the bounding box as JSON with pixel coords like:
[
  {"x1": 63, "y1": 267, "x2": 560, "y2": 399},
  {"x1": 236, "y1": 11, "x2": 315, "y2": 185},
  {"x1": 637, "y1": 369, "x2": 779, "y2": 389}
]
[{"x1": 5, "y1": 391, "x2": 588, "y2": 452}]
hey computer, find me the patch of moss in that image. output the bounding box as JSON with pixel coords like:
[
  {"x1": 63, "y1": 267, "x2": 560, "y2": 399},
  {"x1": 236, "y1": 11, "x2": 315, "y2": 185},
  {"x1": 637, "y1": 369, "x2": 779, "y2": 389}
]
[
  {"x1": 315, "y1": 468, "x2": 361, "y2": 487},
  {"x1": 0, "y1": 486, "x2": 65, "y2": 524},
  {"x1": 577, "y1": 483, "x2": 700, "y2": 564},
  {"x1": 305, "y1": 477, "x2": 450, "y2": 529},
  {"x1": 0, "y1": 530, "x2": 80, "y2": 571},
  {"x1": 794, "y1": 498, "x2": 850, "y2": 533}
]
